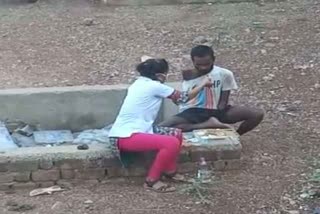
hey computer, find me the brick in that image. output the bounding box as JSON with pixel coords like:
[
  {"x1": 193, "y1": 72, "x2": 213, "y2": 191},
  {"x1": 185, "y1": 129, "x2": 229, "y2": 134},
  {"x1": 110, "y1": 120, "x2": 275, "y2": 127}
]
[
  {"x1": 178, "y1": 148, "x2": 191, "y2": 163},
  {"x1": 14, "y1": 172, "x2": 31, "y2": 182},
  {"x1": 107, "y1": 167, "x2": 146, "y2": 177},
  {"x1": 12, "y1": 182, "x2": 37, "y2": 190},
  {"x1": 55, "y1": 159, "x2": 84, "y2": 170},
  {"x1": 39, "y1": 159, "x2": 53, "y2": 170},
  {"x1": 219, "y1": 149, "x2": 241, "y2": 160},
  {"x1": 74, "y1": 168, "x2": 106, "y2": 180},
  {"x1": 37, "y1": 181, "x2": 55, "y2": 188},
  {"x1": 61, "y1": 169, "x2": 75, "y2": 179},
  {"x1": 190, "y1": 147, "x2": 218, "y2": 162},
  {"x1": 0, "y1": 182, "x2": 13, "y2": 190},
  {"x1": 32, "y1": 169, "x2": 60, "y2": 182},
  {"x1": 178, "y1": 162, "x2": 197, "y2": 174},
  {"x1": 0, "y1": 173, "x2": 15, "y2": 183},
  {"x1": 0, "y1": 162, "x2": 8, "y2": 172},
  {"x1": 214, "y1": 159, "x2": 241, "y2": 171},
  {"x1": 8, "y1": 160, "x2": 39, "y2": 172}
]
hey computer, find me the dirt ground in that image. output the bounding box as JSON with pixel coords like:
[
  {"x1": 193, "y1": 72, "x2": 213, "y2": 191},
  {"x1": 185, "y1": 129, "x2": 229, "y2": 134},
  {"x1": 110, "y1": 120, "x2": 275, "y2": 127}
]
[{"x1": 0, "y1": 0, "x2": 320, "y2": 213}]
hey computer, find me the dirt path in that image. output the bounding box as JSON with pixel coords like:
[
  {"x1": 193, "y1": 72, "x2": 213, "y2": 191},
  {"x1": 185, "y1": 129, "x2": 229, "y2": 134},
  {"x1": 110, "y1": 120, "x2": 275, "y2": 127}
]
[{"x1": 0, "y1": 0, "x2": 319, "y2": 213}]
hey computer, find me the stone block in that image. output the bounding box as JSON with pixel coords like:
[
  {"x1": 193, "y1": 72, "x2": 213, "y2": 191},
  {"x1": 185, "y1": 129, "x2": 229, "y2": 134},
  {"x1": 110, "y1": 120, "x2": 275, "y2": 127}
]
[
  {"x1": 13, "y1": 182, "x2": 37, "y2": 190},
  {"x1": 55, "y1": 159, "x2": 84, "y2": 170},
  {"x1": 14, "y1": 172, "x2": 31, "y2": 182},
  {"x1": 39, "y1": 158, "x2": 54, "y2": 170},
  {"x1": 8, "y1": 160, "x2": 39, "y2": 172},
  {"x1": 61, "y1": 169, "x2": 75, "y2": 179},
  {"x1": 190, "y1": 146, "x2": 218, "y2": 162},
  {"x1": 74, "y1": 168, "x2": 106, "y2": 180},
  {"x1": 0, "y1": 182, "x2": 13, "y2": 190},
  {"x1": 0, "y1": 160, "x2": 8, "y2": 172},
  {"x1": 214, "y1": 159, "x2": 241, "y2": 171},
  {"x1": 0, "y1": 173, "x2": 15, "y2": 183},
  {"x1": 178, "y1": 162, "x2": 197, "y2": 174},
  {"x1": 31, "y1": 169, "x2": 60, "y2": 182}
]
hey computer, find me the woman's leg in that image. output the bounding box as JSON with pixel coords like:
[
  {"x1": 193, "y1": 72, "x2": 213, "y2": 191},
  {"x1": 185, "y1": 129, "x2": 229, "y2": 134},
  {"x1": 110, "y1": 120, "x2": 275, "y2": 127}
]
[{"x1": 118, "y1": 133, "x2": 181, "y2": 182}]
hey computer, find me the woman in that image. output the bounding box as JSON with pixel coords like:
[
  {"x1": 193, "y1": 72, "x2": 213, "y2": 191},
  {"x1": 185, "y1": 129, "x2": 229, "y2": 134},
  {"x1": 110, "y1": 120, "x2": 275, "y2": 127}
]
[{"x1": 108, "y1": 58, "x2": 212, "y2": 193}]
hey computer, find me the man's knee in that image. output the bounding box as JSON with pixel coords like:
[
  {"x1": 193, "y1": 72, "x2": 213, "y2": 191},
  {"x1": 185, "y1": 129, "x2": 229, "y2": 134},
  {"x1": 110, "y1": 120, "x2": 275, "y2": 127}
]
[{"x1": 251, "y1": 108, "x2": 264, "y2": 122}]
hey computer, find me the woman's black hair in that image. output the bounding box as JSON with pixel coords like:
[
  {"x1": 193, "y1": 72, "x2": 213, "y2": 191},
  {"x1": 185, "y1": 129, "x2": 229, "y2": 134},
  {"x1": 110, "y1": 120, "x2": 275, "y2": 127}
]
[{"x1": 136, "y1": 58, "x2": 169, "y2": 81}]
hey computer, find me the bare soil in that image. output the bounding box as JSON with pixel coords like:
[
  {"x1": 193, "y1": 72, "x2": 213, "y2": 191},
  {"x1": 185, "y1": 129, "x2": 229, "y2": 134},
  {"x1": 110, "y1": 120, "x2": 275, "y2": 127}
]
[{"x1": 0, "y1": 0, "x2": 320, "y2": 213}]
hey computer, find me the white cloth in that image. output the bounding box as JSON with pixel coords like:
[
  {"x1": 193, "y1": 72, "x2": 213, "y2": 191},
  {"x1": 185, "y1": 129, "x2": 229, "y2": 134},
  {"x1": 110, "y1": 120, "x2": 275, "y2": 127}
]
[
  {"x1": 109, "y1": 77, "x2": 174, "y2": 138},
  {"x1": 179, "y1": 66, "x2": 238, "y2": 111}
]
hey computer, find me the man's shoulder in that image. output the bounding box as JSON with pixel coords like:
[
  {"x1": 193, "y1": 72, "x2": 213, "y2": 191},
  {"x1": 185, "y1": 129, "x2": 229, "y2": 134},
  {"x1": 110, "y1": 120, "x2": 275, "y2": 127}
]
[
  {"x1": 181, "y1": 69, "x2": 199, "y2": 81},
  {"x1": 213, "y1": 66, "x2": 234, "y2": 76}
]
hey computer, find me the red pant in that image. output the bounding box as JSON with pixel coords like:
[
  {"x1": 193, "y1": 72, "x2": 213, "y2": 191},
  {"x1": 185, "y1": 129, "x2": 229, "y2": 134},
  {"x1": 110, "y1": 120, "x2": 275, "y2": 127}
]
[{"x1": 118, "y1": 133, "x2": 182, "y2": 181}]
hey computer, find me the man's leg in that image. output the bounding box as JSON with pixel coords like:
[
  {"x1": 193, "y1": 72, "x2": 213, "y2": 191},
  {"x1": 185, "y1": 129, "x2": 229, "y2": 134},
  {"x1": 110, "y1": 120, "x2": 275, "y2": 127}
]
[
  {"x1": 158, "y1": 116, "x2": 189, "y2": 127},
  {"x1": 221, "y1": 106, "x2": 264, "y2": 135},
  {"x1": 175, "y1": 117, "x2": 233, "y2": 132}
]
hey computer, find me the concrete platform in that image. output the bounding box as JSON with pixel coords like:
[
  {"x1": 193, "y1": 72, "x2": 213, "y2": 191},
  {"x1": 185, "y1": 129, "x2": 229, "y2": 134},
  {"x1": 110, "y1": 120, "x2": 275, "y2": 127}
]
[{"x1": 0, "y1": 84, "x2": 242, "y2": 190}]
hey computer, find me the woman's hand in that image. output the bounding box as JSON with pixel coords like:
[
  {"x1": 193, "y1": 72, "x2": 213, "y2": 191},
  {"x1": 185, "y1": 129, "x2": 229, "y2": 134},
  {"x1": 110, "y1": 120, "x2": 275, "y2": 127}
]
[{"x1": 200, "y1": 76, "x2": 213, "y2": 88}]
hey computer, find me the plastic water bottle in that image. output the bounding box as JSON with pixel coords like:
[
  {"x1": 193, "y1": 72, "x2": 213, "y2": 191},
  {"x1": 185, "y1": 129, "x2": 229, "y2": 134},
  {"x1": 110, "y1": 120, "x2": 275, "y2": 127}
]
[{"x1": 196, "y1": 157, "x2": 212, "y2": 183}]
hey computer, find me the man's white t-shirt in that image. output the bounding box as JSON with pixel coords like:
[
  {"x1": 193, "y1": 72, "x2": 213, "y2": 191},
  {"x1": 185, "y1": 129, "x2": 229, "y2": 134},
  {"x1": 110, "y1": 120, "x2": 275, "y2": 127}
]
[
  {"x1": 179, "y1": 66, "x2": 238, "y2": 112},
  {"x1": 109, "y1": 77, "x2": 175, "y2": 138}
]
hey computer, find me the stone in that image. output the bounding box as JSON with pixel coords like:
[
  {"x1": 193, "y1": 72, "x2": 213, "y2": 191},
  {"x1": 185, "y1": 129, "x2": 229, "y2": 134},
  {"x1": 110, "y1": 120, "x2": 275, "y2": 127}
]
[
  {"x1": 55, "y1": 159, "x2": 84, "y2": 170},
  {"x1": 51, "y1": 201, "x2": 65, "y2": 210},
  {"x1": 61, "y1": 169, "x2": 75, "y2": 179},
  {"x1": 8, "y1": 160, "x2": 39, "y2": 172},
  {"x1": 0, "y1": 173, "x2": 15, "y2": 183},
  {"x1": 190, "y1": 147, "x2": 218, "y2": 162},
  {"x1": 12, "y1": 182, "x2": 37, "y2": 190},
  {"x1": 14, "y1": 172, "x2": 31, "y2": 182},
  {"x1": 0, "y1": 182, "x2": 13, "y2": 190},
  {"x1": 74, "y1": 168, "x2": 106, "y2": 180},
  {"x1": 14, "y1": 124, "x2": 35, "y2": 137},
  {"x1": 178, "y1": 162, "x2": 197, "y2": 174},
  {"x1": 84, "y1": 200, "x2": 93, "y2": 204},
  {"x1": 83, "y1": 18, "x2": 94, "y2": 26},
  {"x1": 11, "y1": 133, "x2": 36, "y2": 147},
  {"x1": 32, "y1": 169, "x2": 60, "y2": 182},
  {"x1": 39, "y1": 159, "x2": 54, "y2": 170}
]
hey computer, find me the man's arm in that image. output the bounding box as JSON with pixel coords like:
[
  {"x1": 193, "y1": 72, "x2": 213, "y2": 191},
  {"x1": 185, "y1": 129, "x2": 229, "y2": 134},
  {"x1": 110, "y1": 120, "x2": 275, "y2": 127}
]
[{"x1": 218, "y1": 90, "x2": 230, "y2": 110}]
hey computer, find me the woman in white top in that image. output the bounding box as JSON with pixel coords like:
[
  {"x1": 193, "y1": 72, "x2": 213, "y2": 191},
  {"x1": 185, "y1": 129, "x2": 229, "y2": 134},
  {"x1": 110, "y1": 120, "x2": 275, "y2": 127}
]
[{"x1": 109, "y1": 58, "x2": 212, "y2": 193}]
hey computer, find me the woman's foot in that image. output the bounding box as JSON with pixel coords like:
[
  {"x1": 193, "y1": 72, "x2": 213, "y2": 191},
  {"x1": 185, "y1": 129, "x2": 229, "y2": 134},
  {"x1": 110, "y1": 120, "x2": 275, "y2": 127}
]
[
  {"x1": 144, "y1": 180, "x2": 176, "y2": 193},
  {"x1": 163, "y1": 172, "x2": 188, "y2": 182}
]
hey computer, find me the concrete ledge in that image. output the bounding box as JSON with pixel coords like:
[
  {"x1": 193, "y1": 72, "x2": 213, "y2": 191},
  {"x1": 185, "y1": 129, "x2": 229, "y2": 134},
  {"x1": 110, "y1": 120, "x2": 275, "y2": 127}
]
[
  {"x1": 103, "y1": 0, "x2": 259, "y2": 6},
  {"x1": 0, "y1": 84, "x2": 179, "y2": 132}
]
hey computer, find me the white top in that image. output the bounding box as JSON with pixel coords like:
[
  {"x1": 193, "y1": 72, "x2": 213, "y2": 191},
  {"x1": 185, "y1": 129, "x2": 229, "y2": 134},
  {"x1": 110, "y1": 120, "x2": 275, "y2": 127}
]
[
  {"x1": 109, "y1": 77, "x2": 175, "y2": 138},
  {"x1": 179, "y1": 66, "x2": 238, "y2": 111}
]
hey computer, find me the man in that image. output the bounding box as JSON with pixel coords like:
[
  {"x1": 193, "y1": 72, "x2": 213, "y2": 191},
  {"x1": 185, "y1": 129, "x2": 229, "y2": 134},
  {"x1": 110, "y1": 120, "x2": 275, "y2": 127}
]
[{"x1": 159, "y1": 45, "x2": 264, "y2": 135}]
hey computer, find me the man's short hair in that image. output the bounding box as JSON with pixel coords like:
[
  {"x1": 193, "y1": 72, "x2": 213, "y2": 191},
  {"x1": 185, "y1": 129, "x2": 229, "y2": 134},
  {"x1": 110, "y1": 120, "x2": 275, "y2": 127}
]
[{"x1": 191, "y1": 45, "x2": 215, "y2": 60}]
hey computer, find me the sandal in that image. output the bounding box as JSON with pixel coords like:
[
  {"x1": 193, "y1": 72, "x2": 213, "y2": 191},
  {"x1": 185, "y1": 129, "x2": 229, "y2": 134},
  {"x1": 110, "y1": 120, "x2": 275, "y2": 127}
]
[
  {"x1": 163, "y1": 172, "x2": 189, "y2": 183},
  {"x1": 144, "y1": 180, "x2": 176, "y2": 193}
]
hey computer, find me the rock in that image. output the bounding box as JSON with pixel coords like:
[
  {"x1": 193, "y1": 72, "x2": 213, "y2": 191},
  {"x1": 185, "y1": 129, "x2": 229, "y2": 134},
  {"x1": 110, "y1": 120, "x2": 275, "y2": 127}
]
[
  {"x1": 192, "y1": 36, "x2": 208, "y2": 44},
  {"x1": 84, "y1": 200, "x2": 93, "y2": 204},
  {"x1": 14, "y1": 124, "x2": 35, "y2": 137},
  {"x1": 261, "y1": 49, "x2": 267, "y2": 54},
  {"x1": 77, "y1": 144, "x2": 89, "y2": 150},
  {"x1": 314, "y1": 83, "x2": 320, "y2": 89},
  {"x1": 83, "y1": 18, "x2": 94, "y2": 26}
]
